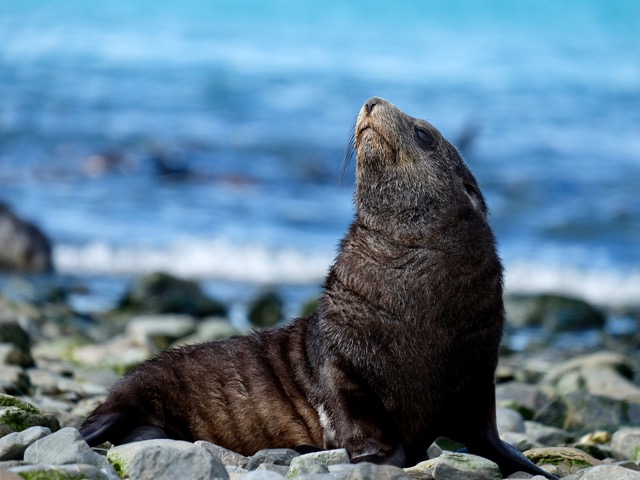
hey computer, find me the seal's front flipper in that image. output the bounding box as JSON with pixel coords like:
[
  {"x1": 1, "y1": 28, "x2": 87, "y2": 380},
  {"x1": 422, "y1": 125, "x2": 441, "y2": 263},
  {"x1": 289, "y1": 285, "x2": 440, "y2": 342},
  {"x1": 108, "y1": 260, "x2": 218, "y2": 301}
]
[
  {"x1": 319, "y1": 364, "x2": 406, "y2": 467},
  {"x1": 466, "y1": 430, "x2": 558, "y2": 480},
  {"x1": 121, "y1": 425, "x2": 168, "y2": 443}
]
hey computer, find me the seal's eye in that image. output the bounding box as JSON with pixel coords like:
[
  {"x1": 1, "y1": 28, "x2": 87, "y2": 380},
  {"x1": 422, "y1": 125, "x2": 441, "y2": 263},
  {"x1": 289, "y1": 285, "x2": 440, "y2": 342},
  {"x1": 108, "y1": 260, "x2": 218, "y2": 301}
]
[{"x1": 415, "y1": 127, "x2": 434, "y2": 148}]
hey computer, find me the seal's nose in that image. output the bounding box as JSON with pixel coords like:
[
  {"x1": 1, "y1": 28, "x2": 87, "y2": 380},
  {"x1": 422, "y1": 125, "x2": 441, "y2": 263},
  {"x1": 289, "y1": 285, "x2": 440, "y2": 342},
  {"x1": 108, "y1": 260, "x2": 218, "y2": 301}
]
[{"x1": 364, "y1": 97, "x2": 380, "y2": 114}]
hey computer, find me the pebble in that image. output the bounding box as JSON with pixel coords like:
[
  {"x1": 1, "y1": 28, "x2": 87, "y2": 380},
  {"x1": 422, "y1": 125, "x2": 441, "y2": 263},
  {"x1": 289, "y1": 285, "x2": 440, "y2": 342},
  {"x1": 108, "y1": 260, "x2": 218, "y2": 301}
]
[
  {"x1": 431, "y1": 452, "x2": 501, "y2": 480},
  {"x1": 2, "y1": 289, "x2": 640, "y2": 479}
]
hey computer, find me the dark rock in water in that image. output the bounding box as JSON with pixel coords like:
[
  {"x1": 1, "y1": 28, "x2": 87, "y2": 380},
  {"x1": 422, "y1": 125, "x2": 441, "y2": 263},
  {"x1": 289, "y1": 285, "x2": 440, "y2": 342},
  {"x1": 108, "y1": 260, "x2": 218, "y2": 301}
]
[
  {"x1": 0, "y1": 320, "x2": 32, "y2": 367},
  {"x1": 116, "y1": 272, "x2": 227, "y2": 318},
  {"x1": 0, "y1": 202, "x2": 53, "y2": 273},
  {"x1": 505, "y1": 294, "x2": 606, "y2": 332},
  {"x1": 247, "y1": 291, "x2": 284, "y2": 328}
]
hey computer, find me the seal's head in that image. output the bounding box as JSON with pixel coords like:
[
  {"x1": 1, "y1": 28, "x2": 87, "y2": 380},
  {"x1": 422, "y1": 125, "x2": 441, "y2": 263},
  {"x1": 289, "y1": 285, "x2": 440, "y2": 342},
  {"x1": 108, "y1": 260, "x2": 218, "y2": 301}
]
[{"x1": 354, "y1": 97, "x2": 488, "y2": 239}]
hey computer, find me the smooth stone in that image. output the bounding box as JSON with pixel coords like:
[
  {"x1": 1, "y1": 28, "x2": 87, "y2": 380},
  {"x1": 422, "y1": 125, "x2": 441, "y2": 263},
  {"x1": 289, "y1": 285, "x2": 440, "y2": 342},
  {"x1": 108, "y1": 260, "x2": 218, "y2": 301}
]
[
  {"x1": 504, "y1": 294, "x2": 605, "y2": 331},
  {"x1": 580, "y1": 464, "x2": 640, "y2": 479},
  {"x1": 9, "y1": 463, "x2": 117, "y2": 480},
  {"x1": 0, "y1": 367, "x2": 30, "y2": 395},
  {"x1": 243, "y1": 470, "x2": 287, "y2": 480},
  {"x1": 431, "y1": 452, "x2": 501, "y2": 480},
  {"x1": 524, "y1": 421, "x2": 573, "y2": 446},
  {"x1": 534, "y1": 391, "x2": 631, "y2": 432},
  {"x1": 23, "y1": 427, "x2": 111, "y2": 471},
  {"x1": 500, "y1": 432, "x2": 544, "y2": 452},
  {"x1": 226, "y1": 466, "x2": 250, "y2": 480},
  {"x1": 245, "y1": 448, "x2": 300, "y2": 470},
  {"x1": 611, "y1": 428, "x2": 640, "y2": 462},
  {"x1": 0, "y1": 344, "x2": 32, "y2": 369},
  {"x1": 176, "y1": 317, "x2": 241, "y2": 346},
  {"x1": 339, "y1": 462, "x2": 411, "y2": 480},
  {"x1": 496, "y1": 382, "x2": 550, "y2": 420},
  {"x1": 497, "y1": 407, "x2": 526, "y2": 434},
  {"x1": 287, "y1": 449, "x2": 350, "y2": 478},
  {"x1": 0, "y1": 426, "x2": 51, "y2": 460},
  {"x1": 126, "y1": 314, "x2": 197, "y2": 351},
  {"x1": 107, "y1": 438, "x2": 228, "y2": 480},
  {"x1": 403, "y1": 459, "x2": 438, "y2": 480},
  {"x1": 523, "y1": 447, "x2": 600, "y2": 477},
  {"x1": 257, "y1": 463, "x2": 290, "y2": 476},
  {"x1": 195, "y1": 441, "x2": 249, "y2": 467}
]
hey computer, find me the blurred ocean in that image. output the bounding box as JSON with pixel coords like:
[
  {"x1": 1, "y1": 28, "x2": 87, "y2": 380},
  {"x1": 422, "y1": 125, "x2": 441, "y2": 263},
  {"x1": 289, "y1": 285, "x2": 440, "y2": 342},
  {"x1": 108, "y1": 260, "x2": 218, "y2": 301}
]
[{"x1": 0, "y1": 0, "x2": 639, "y2": 311}]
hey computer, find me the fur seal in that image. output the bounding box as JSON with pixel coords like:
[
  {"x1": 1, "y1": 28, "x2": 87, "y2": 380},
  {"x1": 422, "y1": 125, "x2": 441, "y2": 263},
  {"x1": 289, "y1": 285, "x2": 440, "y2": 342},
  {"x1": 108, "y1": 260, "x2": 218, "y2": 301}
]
[{"x1": 80, "y1": 98, "x2": 557, "y2": 480}]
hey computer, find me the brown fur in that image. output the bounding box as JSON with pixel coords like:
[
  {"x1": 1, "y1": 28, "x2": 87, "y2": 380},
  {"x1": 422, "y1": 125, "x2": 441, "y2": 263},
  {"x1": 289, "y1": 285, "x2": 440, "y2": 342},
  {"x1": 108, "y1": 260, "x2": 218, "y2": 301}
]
[{"x1": 80, "y1": 98, "x2": 556, "y2": 479}]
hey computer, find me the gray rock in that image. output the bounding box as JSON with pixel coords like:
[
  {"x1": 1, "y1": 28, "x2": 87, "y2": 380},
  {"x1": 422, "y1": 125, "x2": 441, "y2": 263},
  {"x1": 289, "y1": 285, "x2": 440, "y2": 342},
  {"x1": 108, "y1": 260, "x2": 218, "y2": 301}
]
[
  {"x1": 338, "y1": 462, "x2": 411, "y2": 480},
  {"x1": 611, "y1": 428, "x2": 640, "y2": 461},
  {"x1": 0, "y1": 343, "x2": 32, "y2": 368},
  {"x1": 9, "y1": 463, "x2": 117, "y2": 480},
  {"x1": 496, "y1": 382, "x2": 550, "y2": 419},
  {"x1": 580, "y1": 464, "x2": 640, "y2": 479},
  {"x1": 287, "y1": 449, "x2": 350, "y2": 478},
  {"x1": 431, "y1": 452, "x2": 501, "y2": 480},
  {"x1": 107, "y1": 438, "x2": 229, "y2": 480},
  {"x1": 177, "y1": 317, "x2": 241, "y2": 345},
  {"x1": 0, "y1": 368, "x2": 30, "y2": 396},
  {"x1": 226, "y1": 465, "x2": 250, "y2": 480},
  {"x1": 0, "y1": 202, "x2": 53, "y2": 273},
  {"x1": 524, "y1": 421, "x2": 573, "y2": 446},
  {"x1": 246, "y1": 448, "x2": 300, "y2": 470},
  {"x1": 403, "y1": 459, "x2": 438, "y2": 480},
  {"x1": 127, "y1": 314, "x2": 197, "y2": 351},
  {"x1": 497, "y1": 407, "x2": 526, "y2": 434},
  {"x1": 534, "y1": 391, "x2": 631, "y2": 432},
  {"x1": 500, "y1": 432, "x2": 544, "y2": 452},
  {"x1": 0, "y1": 426, "x2": 51, "y2": 460},
  {"x1": 196, "y1": 440, "x2": 249, "y2": 467},
  {"x1": 243, "y1": 470, "x2": 287, "y2": 480},
  {"x1": 257, "y1": 463, "x2": 290, "y2": 476},
  {"x1": 23, "y1": 427, "x2": 111, "y2": 471}
]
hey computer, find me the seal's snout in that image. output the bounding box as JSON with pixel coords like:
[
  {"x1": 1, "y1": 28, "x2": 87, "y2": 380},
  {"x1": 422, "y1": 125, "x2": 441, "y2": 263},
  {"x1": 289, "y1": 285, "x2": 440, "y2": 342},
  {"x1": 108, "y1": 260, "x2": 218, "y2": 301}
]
[{"x1": 364, "y1": 97, "x2": 381, "y2": 114}]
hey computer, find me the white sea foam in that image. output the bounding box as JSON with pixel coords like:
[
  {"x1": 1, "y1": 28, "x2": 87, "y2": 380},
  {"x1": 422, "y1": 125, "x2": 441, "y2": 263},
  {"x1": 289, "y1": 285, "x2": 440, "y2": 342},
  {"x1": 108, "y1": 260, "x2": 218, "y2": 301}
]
[
  {"x1": 54, "y1": 240, "x2": 334, "y2": 284},
  {"x1": 55, "y1": 240, "x2": 640, "y2": 307},
  {"x1": 505, "y1": 261, "x2": 640, "y2": 308}
]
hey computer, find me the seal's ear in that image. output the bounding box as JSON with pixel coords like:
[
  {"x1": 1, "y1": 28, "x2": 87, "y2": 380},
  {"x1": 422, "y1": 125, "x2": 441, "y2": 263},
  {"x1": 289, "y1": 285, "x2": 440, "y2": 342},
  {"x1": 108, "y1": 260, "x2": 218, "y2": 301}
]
[{"x1": 463, "y1": 181, "x2": 487, "y2": 213}]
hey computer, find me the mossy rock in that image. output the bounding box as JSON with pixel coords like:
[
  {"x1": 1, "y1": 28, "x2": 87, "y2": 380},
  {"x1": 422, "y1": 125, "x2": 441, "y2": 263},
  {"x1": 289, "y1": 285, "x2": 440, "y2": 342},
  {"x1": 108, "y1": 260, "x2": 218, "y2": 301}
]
[
  {"x1": 116, "y1": 272, "x2": 227, "y2": 318},
  {"x1": 0, "y1": 394, "x2": 40, "y2": 414},
  {"x1": 0, "y1": 406, "x2": 59, "y2": 436},
  {"x1": 247, "y1": 291, "x2": 284, "y2": 328},
  {"x1": 524, "y1": 446, "x2": 600, "y2": 476}
]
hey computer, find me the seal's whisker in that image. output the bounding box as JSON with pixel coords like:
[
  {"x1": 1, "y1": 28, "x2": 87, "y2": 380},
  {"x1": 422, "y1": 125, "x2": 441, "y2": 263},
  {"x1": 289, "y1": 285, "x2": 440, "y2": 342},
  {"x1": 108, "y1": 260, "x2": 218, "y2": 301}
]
[{"x1": 340, "y1": 117, "x2": 357, "y2": 189}]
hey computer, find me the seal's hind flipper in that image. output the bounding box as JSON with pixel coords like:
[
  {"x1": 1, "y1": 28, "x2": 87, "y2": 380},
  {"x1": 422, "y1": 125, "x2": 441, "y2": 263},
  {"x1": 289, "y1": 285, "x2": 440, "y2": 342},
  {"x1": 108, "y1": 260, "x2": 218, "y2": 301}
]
[
  {"x1": 121, "y1": 425, "x2": 168, "y2": 443},
  {"x1": 466, "y1": 429, "x2": 558, "y2": 480},
  {"x1": 80, "y1": 411, "x2": 125, "y2": 446},
  {"x1": 80, "y1": 410, "x2": 168, "y2": 446}
]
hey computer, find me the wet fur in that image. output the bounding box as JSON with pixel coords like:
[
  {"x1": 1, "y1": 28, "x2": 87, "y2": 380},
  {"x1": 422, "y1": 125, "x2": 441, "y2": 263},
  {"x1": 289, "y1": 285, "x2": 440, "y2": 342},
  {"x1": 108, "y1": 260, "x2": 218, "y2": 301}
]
[{"x1": 81, "y1": 98, "x2": 556, "y2": 479}]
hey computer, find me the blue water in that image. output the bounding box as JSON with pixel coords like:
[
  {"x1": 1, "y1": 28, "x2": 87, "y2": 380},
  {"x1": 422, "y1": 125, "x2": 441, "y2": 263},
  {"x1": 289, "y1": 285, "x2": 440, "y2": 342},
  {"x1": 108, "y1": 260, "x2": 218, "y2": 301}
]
[{"x1": 1, "y1": 0, "x2": 639, "y2": 310}]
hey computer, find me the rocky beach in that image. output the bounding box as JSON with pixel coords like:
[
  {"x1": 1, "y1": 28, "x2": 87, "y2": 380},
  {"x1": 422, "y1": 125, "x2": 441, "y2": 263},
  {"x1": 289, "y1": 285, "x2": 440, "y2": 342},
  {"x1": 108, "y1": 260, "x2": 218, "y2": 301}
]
[{"x1": 0, "y1": 270, "x2": 639, "y2": 480}]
